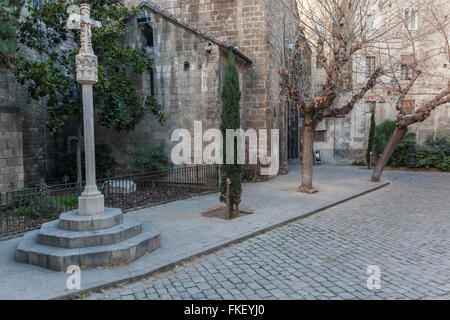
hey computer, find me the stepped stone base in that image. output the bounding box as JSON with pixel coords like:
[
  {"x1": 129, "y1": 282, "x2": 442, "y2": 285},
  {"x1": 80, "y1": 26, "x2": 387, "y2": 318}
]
[{"x1": 15, "y1": 208, "x2": 161, "y2": 271}]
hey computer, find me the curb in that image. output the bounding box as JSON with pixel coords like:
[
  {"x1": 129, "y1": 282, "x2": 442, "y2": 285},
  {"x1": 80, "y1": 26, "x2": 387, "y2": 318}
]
[{"x1": 57, "y1": 181, "x2": 390, "y2": 300}]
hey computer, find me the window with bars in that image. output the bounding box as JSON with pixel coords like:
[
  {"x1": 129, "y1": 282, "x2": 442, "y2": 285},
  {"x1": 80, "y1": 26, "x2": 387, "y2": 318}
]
[
  {"x1": 399, "y1": 100, "x2": 415, "y2": 115},
  {"x1": 314, "y1": 130, "x2": 327, "y2": 143},
  {"x1": 366, "y1": 56, "x2": 376, "y2": 78}
]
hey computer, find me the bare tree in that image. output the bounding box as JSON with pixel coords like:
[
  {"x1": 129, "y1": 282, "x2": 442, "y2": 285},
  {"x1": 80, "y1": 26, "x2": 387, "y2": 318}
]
[
  {"x1": 371, "y1": 0, "x2": 450, "y2": 181},
  {"x1": 281, "y1": 0, "x2": 403, "y2": 193}
]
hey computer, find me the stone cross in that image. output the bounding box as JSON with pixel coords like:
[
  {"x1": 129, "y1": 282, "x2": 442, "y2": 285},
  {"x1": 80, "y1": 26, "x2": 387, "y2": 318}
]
[{"x1": 67, "y1": 4, "x2": 104, "y2": 216}]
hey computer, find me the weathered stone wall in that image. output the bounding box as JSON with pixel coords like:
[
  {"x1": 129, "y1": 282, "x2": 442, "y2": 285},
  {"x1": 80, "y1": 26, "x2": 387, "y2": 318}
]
[
  {"x1": 95, "y1": 11, "x2": 240, "y2": 170},
  {"x1": 142, "y1": 0, "x2": 273, "y2": 132},
  {"x1": 0, "y1": 106, "x2": 24, "y2": 192},
  {"x1": 0, "y1": 70, "x2": 56, "y2": 187},
  {"x1": 122, "y1": 0, "x2": 302, "y2": 172}
]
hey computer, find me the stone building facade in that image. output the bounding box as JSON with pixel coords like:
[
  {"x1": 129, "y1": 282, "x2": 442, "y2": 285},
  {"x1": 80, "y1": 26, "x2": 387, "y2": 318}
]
[
  {"x1": 97, "y1": 0, "x2": 304, "y2": 173},
  {"x1": 309, "y1": 0, "x2": 450, "y2": 164},
  {"x1": 0, "y1": 0, "x2": 306, "y2": 190},
  {"x1": 0, "y1": 67, "x2": 56, "y2": 192}
]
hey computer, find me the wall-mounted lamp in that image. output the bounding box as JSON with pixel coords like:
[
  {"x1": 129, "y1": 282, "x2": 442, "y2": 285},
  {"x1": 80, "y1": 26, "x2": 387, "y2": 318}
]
[{"x1": 137, "y1": 10, "x2": 150, "y2": 25}]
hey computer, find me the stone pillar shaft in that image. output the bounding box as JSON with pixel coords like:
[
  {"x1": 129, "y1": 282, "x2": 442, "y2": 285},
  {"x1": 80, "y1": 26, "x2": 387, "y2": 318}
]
[
  {"x1": 82, "y1": 84, "x2": 96, "y2": 189},
  {"x1": 78, "y1": 83, "x2": 104, "y2": 216}
]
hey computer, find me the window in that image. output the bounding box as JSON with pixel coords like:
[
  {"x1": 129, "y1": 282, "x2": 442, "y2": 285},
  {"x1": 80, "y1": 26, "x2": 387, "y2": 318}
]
[
  {"x1": 314, "y1": 130, "x2": 327, "y2": 142},
  {"x1": 141, "y1": 24, "x2": 154, "y2": 48},
  {"x1": 184, "y1": 61, "x2": 190, "y2": 71},
  {"x1": 366, "y1": 56, "x2": 376, "y2": 78},
  {"x1": 401, "y1": 64, "x2": 414, "y2": 80},
  {"x1": 404, "y1": 8, "x2": 418, "y2": 30},
  {"x1": 399, "y1": 100, "x2": 415, "y2": 115}
]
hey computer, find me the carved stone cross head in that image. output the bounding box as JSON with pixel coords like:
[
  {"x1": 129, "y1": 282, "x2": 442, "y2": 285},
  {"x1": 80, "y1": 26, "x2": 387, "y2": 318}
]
[
  {"x1": 67, "y1": 3, "x2": 101, "y2": 55},
  {"x1": 67, "y1": 4, "x2": 102, "y2": 85}
]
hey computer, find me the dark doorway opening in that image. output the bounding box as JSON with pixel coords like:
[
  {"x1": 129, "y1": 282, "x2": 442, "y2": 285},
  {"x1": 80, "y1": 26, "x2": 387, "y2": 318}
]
[{"x1": 288, "y1": 101, "x2": 300, "y2": 159}]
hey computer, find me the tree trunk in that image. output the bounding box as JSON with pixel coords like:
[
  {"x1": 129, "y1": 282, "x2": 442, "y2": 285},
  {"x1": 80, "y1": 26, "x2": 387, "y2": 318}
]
[
  {"x1": 371, "y1": 126, "x2": 408, "y2": 182},
  {"x1": 298, "y1": 116, "x2": 317, "y2": 193},
  {"x1": 76, "y1": 115, "x2": 83, "y2": 186}
]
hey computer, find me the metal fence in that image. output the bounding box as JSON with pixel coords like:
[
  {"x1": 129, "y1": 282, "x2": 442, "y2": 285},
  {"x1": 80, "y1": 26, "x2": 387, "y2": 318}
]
[{"x1": 0, "y1": 164, "x2": 219, "y2": 238}]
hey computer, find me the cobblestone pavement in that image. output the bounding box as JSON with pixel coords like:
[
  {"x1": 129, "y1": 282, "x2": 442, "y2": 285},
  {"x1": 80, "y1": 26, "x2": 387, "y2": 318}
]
[{"x1": 85, "y1": 171, "x2": 450, "y2": 300}]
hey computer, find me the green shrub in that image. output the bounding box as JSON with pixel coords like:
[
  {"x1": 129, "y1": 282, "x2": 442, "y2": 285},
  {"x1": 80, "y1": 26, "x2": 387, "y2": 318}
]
[
  {"x1": 129, "y1": 144, "x2": 170, "y2": 172},
  {"x1": 95, "y1": 143, "x2": 118, "y2": 179},
  {"x1": 11, "y1": 194, "x2": 78, "y2": 219},
  {"x1": 373, "y1": 120, "x2": 396, "y2": 154},
  {"x1": 53, "y1": 143, "x2": 117, "y2": 182},
  {"x1": 11, "y1": 193, "x2": 79, "y2": 219},
  {"x1": 373, "y1": 120, "x2": 416, "y2": 167},
  {"x1": 389, "y1": 132, "x2": 416, "y2": 167},
  {"x1": 416, "y1": 134, "x2": 450, "y2": 171},
  {"x1": 219, "y1": 51, "x2": 242, "y2": 213}
]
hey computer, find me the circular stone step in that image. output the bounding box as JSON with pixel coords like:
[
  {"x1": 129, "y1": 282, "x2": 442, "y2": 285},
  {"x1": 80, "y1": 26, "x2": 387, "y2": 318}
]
[
  {"x1": 58, "y1": 208, "x2": 123, "y2": 231},
  {"x1": 38, "y1": 216, "x2": 142, "y2": 249},
  {"x1": 15, "y1": 221, "x2": 161, "y2": 271}
]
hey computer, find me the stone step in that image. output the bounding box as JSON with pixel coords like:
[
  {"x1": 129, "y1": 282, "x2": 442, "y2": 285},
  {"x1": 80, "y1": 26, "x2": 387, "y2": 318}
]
[
  {"x1": 15, "y1": 221, "x2": 161, "y2": 271},
  {"x1": 37, "y1": 216, "x2": 142, "y2": 249},
  {"x1": 58, "y1": 208, "x2": 123, "y2": 231}
]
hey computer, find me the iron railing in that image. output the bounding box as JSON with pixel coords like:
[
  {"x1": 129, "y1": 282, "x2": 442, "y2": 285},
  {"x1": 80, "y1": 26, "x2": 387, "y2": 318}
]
[{"x1": 0, "y1": 164, "x2": 219, "y2": 238}]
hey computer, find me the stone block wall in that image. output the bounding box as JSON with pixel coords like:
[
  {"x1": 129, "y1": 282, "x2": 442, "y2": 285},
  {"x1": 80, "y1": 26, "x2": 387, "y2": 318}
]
[
  {"x1": 0, "y1": 69, "x2": 56, "y2": 187},
  {"x1": 0, "y1": 107, "x2": 24, "y2": 192},
  {"x1": 96, "y1": 11, "x2": 246, "y2": 170}
]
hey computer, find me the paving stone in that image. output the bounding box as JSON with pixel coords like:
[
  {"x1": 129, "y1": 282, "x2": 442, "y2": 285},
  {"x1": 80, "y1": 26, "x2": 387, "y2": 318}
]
[{"x1": 84, "y1": 171, "x2": 449, "y2": 300}]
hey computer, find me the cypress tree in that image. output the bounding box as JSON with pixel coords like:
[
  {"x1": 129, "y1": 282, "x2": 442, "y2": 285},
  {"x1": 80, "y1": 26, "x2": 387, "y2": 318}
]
[
  {"x1": 220, "y1": 50, "x2": 242, "y2": 218},
  {"x1": 366, "y1": 109, "x2": 376, "y2": 168},
  {"x1": 0, "y1": 0, "x2": 23, "y2": 69}
]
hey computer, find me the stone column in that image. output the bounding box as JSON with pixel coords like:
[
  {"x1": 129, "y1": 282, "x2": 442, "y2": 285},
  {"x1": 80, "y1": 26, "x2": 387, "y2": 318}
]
[
  {"x1": 68, "y1": 3, "x2": 104, "y2": 216},
  {"x1": 78, "y1": 84, "x2": 104, "y2": 216}
]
